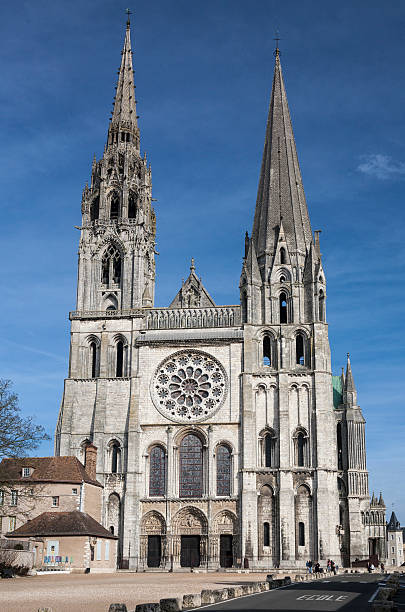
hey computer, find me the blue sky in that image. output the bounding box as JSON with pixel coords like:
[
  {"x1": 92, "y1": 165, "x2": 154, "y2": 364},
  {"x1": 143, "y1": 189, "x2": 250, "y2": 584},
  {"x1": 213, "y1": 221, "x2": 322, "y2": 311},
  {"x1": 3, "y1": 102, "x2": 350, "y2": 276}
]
[{"x1": 0, "y1": 1, "x2": 404, "y2": 521}]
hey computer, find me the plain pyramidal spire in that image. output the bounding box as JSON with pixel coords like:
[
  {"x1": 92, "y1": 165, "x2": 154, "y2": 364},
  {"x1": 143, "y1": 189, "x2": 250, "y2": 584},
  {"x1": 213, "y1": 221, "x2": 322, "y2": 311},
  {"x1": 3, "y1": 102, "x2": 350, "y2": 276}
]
[
  {"x1": 252, "y1": 46, "x2": 313, "y2": 259},
  {"x1": 345, "y1": 353, "x2": 356, "y2": 392},
  {"x1": 107, "y1": 13, "x2": 140, "y2": 151}
]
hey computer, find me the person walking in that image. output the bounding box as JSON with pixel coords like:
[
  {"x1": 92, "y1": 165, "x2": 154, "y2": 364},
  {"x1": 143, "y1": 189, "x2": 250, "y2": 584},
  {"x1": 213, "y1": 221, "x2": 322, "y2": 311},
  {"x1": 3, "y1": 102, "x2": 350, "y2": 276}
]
[
  {"x1": 331, "y1": 560, "x2": 336, "y2": 575},
  {"x1": 308, "y1": 560, "x2": 313, "y2": 574}
]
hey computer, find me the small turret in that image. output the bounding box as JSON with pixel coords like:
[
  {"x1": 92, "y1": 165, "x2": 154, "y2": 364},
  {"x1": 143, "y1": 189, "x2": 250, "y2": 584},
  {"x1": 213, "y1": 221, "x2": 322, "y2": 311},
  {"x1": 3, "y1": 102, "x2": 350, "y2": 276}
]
[{"x1": 387, "y1": 511, "x2": 401, "y2": 531}]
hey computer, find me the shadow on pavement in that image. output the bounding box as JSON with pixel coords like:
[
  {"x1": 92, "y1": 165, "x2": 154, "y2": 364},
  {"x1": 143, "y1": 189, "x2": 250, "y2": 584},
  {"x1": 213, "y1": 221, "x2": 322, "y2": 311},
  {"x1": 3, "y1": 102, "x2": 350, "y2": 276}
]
[{"x1": 194, "y1": 575, "x2": 382, "y2": 612}]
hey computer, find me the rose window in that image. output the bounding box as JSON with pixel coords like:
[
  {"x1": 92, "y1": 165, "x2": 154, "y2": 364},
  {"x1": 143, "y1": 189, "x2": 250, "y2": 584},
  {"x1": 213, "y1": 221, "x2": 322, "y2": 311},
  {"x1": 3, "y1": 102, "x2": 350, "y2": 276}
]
[{"x1": 151, "y1": 350, "x2": 228, "y2": 423}]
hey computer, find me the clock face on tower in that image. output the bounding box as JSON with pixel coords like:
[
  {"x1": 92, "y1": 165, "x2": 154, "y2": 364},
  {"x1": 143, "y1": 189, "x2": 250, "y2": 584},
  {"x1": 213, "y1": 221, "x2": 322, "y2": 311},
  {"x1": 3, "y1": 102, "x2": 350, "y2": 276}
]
[{"x1": 151, "y1": 350, "x2": 228, "y2": 423}]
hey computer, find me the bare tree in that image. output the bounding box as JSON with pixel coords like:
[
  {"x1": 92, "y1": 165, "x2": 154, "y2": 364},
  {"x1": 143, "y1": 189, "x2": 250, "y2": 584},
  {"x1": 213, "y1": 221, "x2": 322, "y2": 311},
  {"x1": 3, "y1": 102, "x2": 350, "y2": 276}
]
[
  {"x1": 0, "y1": 379, "x2": 50, "y2": 527},
  {"x1": 0, "y1": 379, "x2": 49, "y2": 460}
]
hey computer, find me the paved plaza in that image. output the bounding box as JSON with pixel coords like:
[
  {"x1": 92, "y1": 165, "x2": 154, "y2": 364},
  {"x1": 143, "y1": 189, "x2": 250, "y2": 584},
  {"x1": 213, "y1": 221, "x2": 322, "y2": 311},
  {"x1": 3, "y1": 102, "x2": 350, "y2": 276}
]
[{"x1": 0, "y1": 571, "x2": 289, "y2": 612}]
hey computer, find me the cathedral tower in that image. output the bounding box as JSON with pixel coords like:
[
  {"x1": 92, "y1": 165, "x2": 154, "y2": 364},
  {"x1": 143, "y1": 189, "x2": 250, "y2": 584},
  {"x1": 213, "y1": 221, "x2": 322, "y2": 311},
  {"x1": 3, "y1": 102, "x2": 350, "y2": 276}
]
[
  {"x1": 78, "y1": 16, "x2": 156, "y2": 313},
  {"x1": 239, "y1": 48, "x2": 353, "y2": 567}
]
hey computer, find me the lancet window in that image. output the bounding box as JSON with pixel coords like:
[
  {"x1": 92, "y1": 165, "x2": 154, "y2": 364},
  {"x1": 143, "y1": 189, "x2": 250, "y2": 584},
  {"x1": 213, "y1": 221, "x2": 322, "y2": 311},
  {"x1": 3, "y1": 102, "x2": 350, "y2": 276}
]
[
  {"x1": 101, "y1": 244, "x2": 122, "y2": 287},
  {"x1": 296, "y1": 334, "x2": 305, "y2": 365},
  {"x1": 263, "y1": 336, "x2": 271, "y2": 366},
  {"x1": 90, "y1": 196, "x2": 99, "y2": 221},
  {"x1": 294, "y1": 429, "x2": 309, "y2": 467},
  {"x1": 264, "y1": 433, "x2": 276, "y2": 468},
  {"x1": 89, "y1": 341, "x2": 99, "y2": 378},
  {"x1": 110, "y1": 193, "x2": 119, "y2": 219},
  {"x1": 179, "y1": 434, "x2": 203, "y2": 498},
  {"x1": 128, "y1": 191, "x2": 137, "y2": 219},
  {"x1": 115, "y1": 338, "x2": 129, "y2": 377},
  {"x1": 279, "y1": 292, "x2": 288, "y2": 323},
  {"x1": 263, "y1": 522, "x2": 270, "y2": 547},
  {"x1": 109, "y1": 441, "x2": 121, "y2": 474},
  {"x1": 216, "y1": 444, "x2": 231, "y2": 496},
  {"x1": 298, "y1": 521, "x2": 305, "y2": 546},
  {"x1": 149, "y1": 446, "x2": 166, "y2": 497}
]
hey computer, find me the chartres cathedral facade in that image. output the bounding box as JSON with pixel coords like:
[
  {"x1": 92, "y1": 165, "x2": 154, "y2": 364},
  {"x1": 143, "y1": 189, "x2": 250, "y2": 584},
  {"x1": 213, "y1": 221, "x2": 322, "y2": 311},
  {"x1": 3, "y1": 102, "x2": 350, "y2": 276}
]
[{"x1": 55, "y1": 19, "x2": 385, "y2": 570}]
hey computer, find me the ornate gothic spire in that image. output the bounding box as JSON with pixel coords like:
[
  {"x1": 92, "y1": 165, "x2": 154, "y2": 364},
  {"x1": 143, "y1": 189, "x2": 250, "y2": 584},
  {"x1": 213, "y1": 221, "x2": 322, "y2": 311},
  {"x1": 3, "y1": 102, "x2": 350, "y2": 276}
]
[
  {"x1": 252, "y1": 49, "x2": 313, "y2": 259},
  {"x1": 107, "y1": 16, "x2": 140, "y2": 151}
]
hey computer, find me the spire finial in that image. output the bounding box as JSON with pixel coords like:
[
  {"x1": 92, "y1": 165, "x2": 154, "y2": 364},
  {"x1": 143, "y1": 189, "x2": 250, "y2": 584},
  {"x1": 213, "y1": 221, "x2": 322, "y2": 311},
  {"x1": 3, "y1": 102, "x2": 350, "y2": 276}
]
[
  {"x1": 126, "y1": 8, "x2": 132, "y2": 29},
  {"x1": 190, "y1": 257, "x2": 195, "y2": 272},
  {"x1": 274, "y1": 29, "x2": 281, "y2": 58}
]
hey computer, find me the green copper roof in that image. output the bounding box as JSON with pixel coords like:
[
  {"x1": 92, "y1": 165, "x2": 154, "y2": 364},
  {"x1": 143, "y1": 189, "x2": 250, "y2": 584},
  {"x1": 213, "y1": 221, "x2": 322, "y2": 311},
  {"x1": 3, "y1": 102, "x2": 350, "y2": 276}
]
[{"x1": 332, "y1": 375, "x2": 343, "y2": 409}]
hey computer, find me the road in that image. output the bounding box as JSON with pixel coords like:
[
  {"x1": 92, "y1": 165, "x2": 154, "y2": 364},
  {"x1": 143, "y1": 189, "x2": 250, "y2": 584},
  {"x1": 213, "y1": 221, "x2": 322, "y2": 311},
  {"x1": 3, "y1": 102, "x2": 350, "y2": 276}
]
[{"x1": 195, "y1": 574, "x2": 384, "y2": 611}]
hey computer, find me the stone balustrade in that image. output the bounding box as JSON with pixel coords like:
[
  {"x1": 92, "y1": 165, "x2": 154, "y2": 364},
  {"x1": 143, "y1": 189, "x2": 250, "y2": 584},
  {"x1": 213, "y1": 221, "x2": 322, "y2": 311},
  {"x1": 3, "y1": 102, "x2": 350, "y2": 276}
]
[
  {"x1": 70, "y1": 305, "x2": 241, "y2": 328},
  {"x1": 145, "y1": 306, "x2": 241, "y2": 330}
]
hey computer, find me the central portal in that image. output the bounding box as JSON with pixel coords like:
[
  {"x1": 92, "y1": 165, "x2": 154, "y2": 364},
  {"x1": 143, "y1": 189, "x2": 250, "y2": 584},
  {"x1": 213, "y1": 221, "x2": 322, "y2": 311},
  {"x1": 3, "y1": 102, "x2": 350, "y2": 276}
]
[{"x1": 180, "y1": 535, "x2": 201, "y2": 567}]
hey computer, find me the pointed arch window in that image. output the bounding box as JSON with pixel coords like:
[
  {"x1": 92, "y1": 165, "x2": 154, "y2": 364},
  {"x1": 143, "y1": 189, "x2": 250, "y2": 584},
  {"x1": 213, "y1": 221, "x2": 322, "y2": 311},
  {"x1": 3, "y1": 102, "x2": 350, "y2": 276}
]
[
  {"x1": 101, "y1": 244, "x2": 122, "y2": 287},
  {"x1": 90, "y1": 196, "x2": 99, "y2": 221},
  {"x1": 297, "y1": 434, "x2": 304, "y2": 466},
  {"x1": 89, "y1": 341, "x2": 99, "y2": 378},
  {"x1": 264, "y1": 433, "x2": 276, "y2": 468},
  {"x1": 179, "y1": 434, "x2": 203, "y2": 498},
  {"x1": 128, "y1": 192, "x2": 137, "y2": 219},
  {"x1": 110, "y1": 441, "x2": 121, "y2": 474},
  {"x1": 280, "y1": 247, "x2": 286, "y2": 264},
  {"x1": 115, "y1": 339, "x2": 128, "y2": 377},
  {"x1": 319, "y1": 290, "x2": 325, "y2": 322},
  {"x1": 296, "y1": 334, "x2": 305, "y2": 366},
  {"x1": 298, "y1": 521, "x2": 305, "y2": 546},
  {"x1": 297, "y1": 433, "x2": 306, "y2": 467},
  {"x1": 149, "y1": 446, "x2": 166, "y2": 497},
  {"x1": 216, "y1": 444, "x2": 231, "y2": 496},
  {"x1": 263, "y1": 336, "x2": 271, "y2": 366},
  {"x1": 110, "y1": 193, "x2": 119, "y2": 219},
  {"x1": 294, "y1": 429, "x2": 309, "y2": 467},
  {"x1": 279, "y1": 292, "x2": 288, "y2": 323},
  {"x1": 263, "y1": 522, "x2": 270, "y2": 547}
]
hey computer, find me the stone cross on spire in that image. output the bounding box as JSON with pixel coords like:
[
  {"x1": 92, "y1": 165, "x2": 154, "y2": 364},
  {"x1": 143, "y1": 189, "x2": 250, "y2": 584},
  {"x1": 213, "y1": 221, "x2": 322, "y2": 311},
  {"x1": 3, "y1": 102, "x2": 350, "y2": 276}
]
[{"x1": 107, "y1": 15, "x2": 140, "y2": 151}]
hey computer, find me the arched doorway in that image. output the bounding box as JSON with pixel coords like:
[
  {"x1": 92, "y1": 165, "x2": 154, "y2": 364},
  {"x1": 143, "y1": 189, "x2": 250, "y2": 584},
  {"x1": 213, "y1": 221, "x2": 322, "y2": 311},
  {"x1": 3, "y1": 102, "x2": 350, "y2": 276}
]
[
  {"x1": 172, "y1": 507, "x2": 208, "y2": 568},
  {"x1": 212, "y1": 510, "x2": 238, "y2": 568},
  {"x1": 140, "y1": 511, "x2": 167, "y2": 569}
]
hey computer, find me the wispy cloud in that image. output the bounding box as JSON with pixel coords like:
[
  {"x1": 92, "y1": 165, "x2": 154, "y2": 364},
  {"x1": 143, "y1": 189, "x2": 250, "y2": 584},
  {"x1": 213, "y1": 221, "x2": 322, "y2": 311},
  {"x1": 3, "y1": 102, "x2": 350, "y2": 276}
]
[
  {"x1": 357, "y1": 154, "x2": 405, "y2": 180},
  {"x1": 1, "y1": 339, "x2": 66, "y2": 363}
]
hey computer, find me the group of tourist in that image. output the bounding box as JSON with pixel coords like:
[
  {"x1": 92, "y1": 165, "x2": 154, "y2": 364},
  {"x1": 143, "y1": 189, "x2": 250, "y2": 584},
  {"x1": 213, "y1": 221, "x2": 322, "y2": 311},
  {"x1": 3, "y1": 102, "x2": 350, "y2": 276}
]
[{"x1": 305, "y1": 559, "x2": 338, "y2": 574}]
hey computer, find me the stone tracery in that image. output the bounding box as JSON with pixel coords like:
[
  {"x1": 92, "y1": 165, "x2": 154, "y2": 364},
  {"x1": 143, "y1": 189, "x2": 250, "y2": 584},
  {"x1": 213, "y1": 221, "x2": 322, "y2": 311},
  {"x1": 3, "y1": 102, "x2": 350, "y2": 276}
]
[{"x1": 151, "y1": 350, "x2": 228, "y2": 423}]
